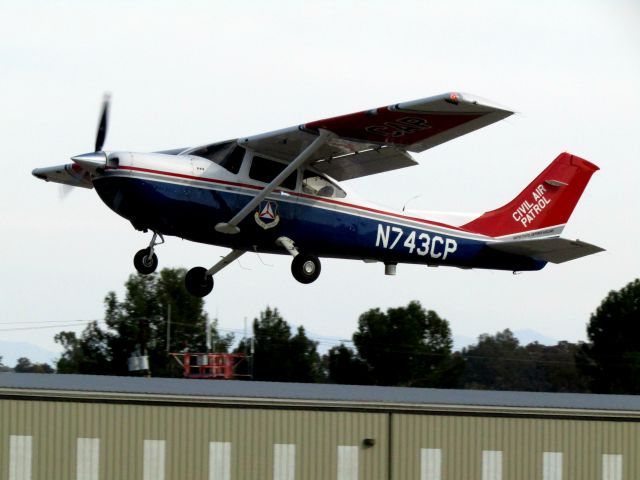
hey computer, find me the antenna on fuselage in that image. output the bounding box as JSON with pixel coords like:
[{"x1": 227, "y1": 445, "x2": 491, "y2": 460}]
[{"x1": 402, "y1": 194, "x2": 422, "y2": 212}]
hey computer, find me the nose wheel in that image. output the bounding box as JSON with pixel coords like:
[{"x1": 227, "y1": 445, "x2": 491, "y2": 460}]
[
  {"x1": 134, "y1": 248, "x2": 158, "y2": 275},
  {"x1": 291, "y1": 253, "x2": 321, "y2": 284},
  {"x1": 133, "y1": 231, "x2": 164, "y2": 275}
]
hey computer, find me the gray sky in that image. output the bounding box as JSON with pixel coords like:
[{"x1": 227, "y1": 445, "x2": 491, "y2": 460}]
[{"x1": 1, "y1": 0, "x2": 639, "y2": 362}]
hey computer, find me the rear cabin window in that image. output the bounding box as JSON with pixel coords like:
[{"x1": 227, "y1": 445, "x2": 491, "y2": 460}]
[
  {"x1": 249, "y1": 156, "x2": 297, "y2": 190},
  {"x1": 190, "y1": 141, "x2": 245, "y2": 174}
]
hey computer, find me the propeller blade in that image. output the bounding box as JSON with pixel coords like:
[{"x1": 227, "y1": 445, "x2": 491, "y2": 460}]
[
  {"x1": 95, "y1": 92, "x2": 111, "y2": 152},
  {"x1": 59, "y1": 184, "x2": 74, "y2": 201}
]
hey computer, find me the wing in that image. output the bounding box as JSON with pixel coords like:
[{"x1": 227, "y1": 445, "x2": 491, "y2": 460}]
[
  {"x1": 488, "y1": 238, "x2": 604, "y2": 264},
  {"x1": 239, "y1": 92, "x2": 513, "y2": 181}
]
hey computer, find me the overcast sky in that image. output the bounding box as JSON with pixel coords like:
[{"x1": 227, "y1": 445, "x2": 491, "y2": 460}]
[{"x1": 1, "y1": 1, "x2": 639, "y2": 363}]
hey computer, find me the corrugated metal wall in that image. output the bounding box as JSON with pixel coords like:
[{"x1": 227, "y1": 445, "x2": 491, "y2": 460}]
[
  {"x1": 391, "y1": 413, "x2": 639, "y2": 480},
  {"x1": 1, "y1": 397, "x2": 639, "y2": 479},
  {"x1": 0, "y1": 399, "x2": 388, "y2": 480}
]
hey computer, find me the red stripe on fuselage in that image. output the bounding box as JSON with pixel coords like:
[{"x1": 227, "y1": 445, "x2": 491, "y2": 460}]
[{"x1": 108, "y1": 165, "x2": 470, "y2": 234}]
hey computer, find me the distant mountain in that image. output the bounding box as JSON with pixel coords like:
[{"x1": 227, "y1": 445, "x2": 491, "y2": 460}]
[
  {"x1": 512, "y1": 329, "x2": 558, "y2": 346},
  {"x1": 0, "y1": 340, "x2": 59, "y2": 367}
]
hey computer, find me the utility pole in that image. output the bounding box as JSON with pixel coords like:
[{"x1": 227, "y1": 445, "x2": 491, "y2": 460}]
[
  {"x1": 205, "y1": 317, "x2": 211, "y2": 353},
  {"x1": 166, "y1": 304, "x2": 171, "y2": 354}
]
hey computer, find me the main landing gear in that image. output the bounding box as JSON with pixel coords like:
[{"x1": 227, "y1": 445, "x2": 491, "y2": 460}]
[
  {"x1": 291, "y1": 253, "x2": 321, "y2": 284},
  {"x1": 184, "y1": 249, "x2": 245, "y2": 298},
  {"x1": 182, "y1": 238, "x2": 322, "y2": 298},
  {"x1": 185, "y1": 267, "x2": 214, "y2": 298},
  {"x1": 133, "y1": 232, "x2": 164, "y2": 275},
  {"x1": 277, "y1": 236, "x2": 321, "y2": 284}
]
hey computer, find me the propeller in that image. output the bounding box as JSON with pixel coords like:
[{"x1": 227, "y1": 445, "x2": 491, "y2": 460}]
[
  {"x1": 71, "y1": 93, "x2": 111, "y2": 171},
  {"x1": 95, "y1": 93, "x2": 110, "y2": 152}
]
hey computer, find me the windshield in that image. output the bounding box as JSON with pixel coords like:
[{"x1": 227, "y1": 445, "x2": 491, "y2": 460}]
[{"x1": 189, "y1": 141, "x2": 245, "y2": 174}]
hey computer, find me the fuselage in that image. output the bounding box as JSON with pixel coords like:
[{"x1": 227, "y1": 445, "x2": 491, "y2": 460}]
[{"x1": 92, "y1": 149, "x2": 545, "y2": 272}]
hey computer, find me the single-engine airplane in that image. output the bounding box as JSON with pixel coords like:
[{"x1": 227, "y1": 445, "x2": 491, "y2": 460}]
[{"x1": 33, "y1": 92, "x2": 603, "y2": 297}]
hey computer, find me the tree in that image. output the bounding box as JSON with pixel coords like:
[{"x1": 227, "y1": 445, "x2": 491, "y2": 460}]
[
  {"x1": 579, "y1": 279, "x2": 640, "y2": 394},
  {"x1": 0, "y1": 356, "x2": 10, "y2": 373},
  {"x1": 462, "y1": 330, "x2": 589, "y2": 392},
  {"x1": 462, "y1": 329, "x2": 523, "y2": 390},
  {"x1": 55, "y1": 321, "x2": 110, "y2": 374},
  {"x1": 13, "y1": 357, "x2": 54, "y2": 374},
  {"x1": 55, "y1": 268, "x2": 231, "y2": 377},
  {"x1": 325, "y1": 344, "x2": 371, "y2": 385},
  {"x1": 352, "y1": 301, "x2": 459, "y2": 387},
  {"x1": 236, "y1": 307, "x2": 323, "y2": 383},
  {"x1": 524, "y1": 341, "x2": 589, "y2": 392}
]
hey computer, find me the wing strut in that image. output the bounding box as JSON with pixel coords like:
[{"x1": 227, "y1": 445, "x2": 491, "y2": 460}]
[
  {"x1": 206, "y1": 249, "x2": 246, "y2": 276},
  {"x1": 215, "y1": 129, "x2": 335, "y2": 234}
]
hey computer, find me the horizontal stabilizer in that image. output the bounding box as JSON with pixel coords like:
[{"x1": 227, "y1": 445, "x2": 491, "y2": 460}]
[{"x1": 489, "y1": 237, "x2": 604, "y2": 264}]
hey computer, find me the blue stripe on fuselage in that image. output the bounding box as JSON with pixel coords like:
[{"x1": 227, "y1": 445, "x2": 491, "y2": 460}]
[{"x1": 93, "y1": 174, "x2": 545, "y2": 271}]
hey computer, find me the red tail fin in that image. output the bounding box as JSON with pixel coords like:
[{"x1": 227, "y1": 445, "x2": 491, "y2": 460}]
[{"x1": 462, "y1": 152, "x2": 599, "y2": 237}]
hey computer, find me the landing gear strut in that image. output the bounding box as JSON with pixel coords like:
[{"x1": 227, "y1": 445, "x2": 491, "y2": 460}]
[
  {"x1": 133, "y1": 232, "x2": 163, "y2": 275},
  {"x1": 184, "y1": 249, "x2": 245, "y2": 297}
]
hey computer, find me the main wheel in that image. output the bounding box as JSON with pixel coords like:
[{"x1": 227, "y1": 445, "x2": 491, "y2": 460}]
[
  {"x1": 291, "y1": 254, "x2": 321, "y2": 284},
  {"x1": 133, "y1": 248, "x2": 158, "y2": 275},
  {"x1": 185, "y1": 266, "x2": 214, "y2": 297}
]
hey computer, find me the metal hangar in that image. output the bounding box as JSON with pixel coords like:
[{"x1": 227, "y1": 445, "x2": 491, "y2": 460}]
[{"x1": 1, "y1": 373, "x2": 638, "y2": 479}]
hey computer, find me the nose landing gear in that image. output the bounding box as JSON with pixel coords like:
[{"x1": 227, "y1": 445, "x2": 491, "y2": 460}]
[{"x1": 133, "y1": 232, "x2": 164, "y2": 275}]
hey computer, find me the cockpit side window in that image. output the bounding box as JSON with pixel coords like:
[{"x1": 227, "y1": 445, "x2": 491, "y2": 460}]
[
  {"x1": 249, "y1": 156, "x2": 297, "y2": 190},
  {"x1": 302, "y1": 170, "x2": 346, "y2": 198},
  {"x1": 189, "y1": 141, "x2": 245, "y2": 174}
]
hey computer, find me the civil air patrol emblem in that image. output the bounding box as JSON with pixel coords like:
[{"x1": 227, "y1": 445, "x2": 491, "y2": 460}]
[{"x1": 254, "y1": 200, "x2": 280, "y2": 230}]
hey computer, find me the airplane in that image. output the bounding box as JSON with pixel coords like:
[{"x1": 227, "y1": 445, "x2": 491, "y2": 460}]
[{"x1": 32, "y1": 92, "x2": 603, "y2": 297}]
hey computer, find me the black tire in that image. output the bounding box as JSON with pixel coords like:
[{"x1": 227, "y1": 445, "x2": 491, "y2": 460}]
[
  {"x1": 133, "y1": 248, "x2": 158, "y2": 275},
  {"x1": 291, "y1": 254, "x2": 321, "y2": 284},
  {"x1": 185, "y1": 266, "x2": 214, "y2": 297}
]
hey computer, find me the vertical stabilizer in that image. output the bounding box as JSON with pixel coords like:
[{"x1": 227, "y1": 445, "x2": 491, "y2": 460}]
[{"x1": 462, "y1": 153, "x2": 599, "y2": 238}]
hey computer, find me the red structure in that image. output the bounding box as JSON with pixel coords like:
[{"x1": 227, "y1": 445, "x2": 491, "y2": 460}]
[{"x1": 170, "y1": 352, "x2": 249, "y2": 379}]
